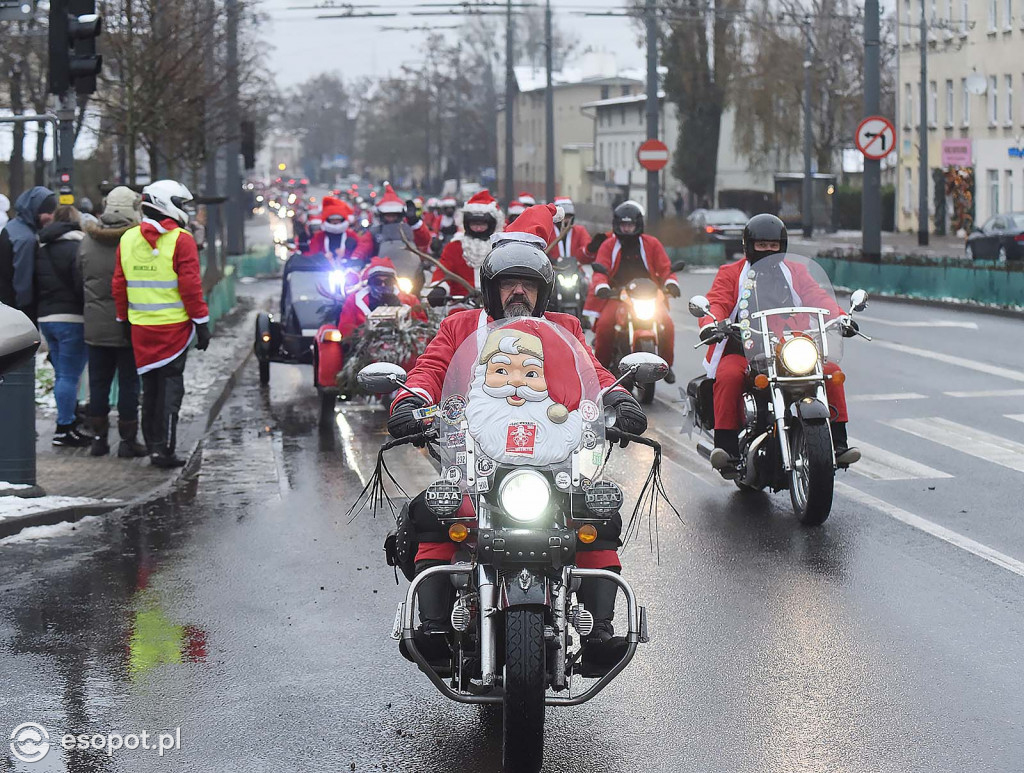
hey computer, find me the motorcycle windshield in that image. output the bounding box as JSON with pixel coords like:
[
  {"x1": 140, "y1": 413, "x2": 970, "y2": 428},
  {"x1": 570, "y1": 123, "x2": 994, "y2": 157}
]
[
  {"x1": 376, "y1": 223, "x2": 421, "y2": 277},
  {"x1": 437, "y1": 317, "x2": 607, "y2": 494},
  {"x1": 737, "y1": 253, "x2": 844, "y2": 365}
]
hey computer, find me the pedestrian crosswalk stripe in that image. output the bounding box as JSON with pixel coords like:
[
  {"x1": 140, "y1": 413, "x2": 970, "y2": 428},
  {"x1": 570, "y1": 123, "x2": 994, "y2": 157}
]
[
  {"x1": 943, "y1": 389, "x2": 1024, "y2": 398},
  {"x1": 1008, "y1": 414, "x2": 1024, "y2": 425},
  {"x1": 887, "y1": 417, "x2": 1024, "y2": 474},
  {"x1": 848, "y1": 439, "x2": 952, "y2": 480},
  {"x1": 848, "y1": 393, "x2": 928, "y2": 402},
  {"x1": 874, "y1": 341, "x2": 1024, "y2": 384}
]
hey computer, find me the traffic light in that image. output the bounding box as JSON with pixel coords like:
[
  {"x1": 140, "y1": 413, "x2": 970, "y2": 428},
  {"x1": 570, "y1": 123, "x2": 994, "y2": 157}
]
[
  {"x1": 240, "y1": 120, "x2": 256, "y2": 170},
  {"x1": 48, "y1": 0, "x2": 102, "y2": 96}
]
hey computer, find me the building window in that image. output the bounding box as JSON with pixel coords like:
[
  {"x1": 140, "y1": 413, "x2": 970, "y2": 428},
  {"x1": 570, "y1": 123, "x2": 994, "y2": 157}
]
[
  {"x1": 989, "y1": 76, "x2": 999, "y2": 124},
  {"x1": 600, "y1": 85, "x2": 610, "y2": 100},
  {"x1": 904, "y1": 0, "x2": 912, "y2": 40},
  {"x1": 904, "y1": 83, "x2": 913, "y2": 127},
  {"x1": 962, "y1": 78, "x2": 971, "y2": 124},
  {"x1": 1007, "y1": 171, "x2": 1015, "y2": 211},
  {"x1": 620, "y1": 107, "x2": 625, "y2": 125},
  {"x1": 1006, "y1": 75, "x2": 1014, "y2": 125},
  {"x1": 961, "y1": 0, "x2": 969, "y2": 31},
  {"x1": 945, "y1": 79, "x2": 954, "y2": 125},
  {"x1": 988, "y1": 169, "x2": 1000, "y2": 215},
  {"x1": 988, "y1": 0, "x2": 998, "y2": 28},
  {"x1": 945, "y1": 0, "x2": 953, "y2": 21},
  {"x1": 904, "y1": 166, "x2": 914, "y2": 211},
  {"x1": 929, "y1": 81, "x2": 938, "y2": 126},
  {"x1": 1004, "y1": 0, "x2": 1012, "y2": 26}
]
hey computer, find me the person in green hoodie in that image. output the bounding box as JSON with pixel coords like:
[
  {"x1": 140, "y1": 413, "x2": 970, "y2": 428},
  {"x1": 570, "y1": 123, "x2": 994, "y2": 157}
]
[{"x1": 80, "y1": 187, "x2": 149, "y2": 457}]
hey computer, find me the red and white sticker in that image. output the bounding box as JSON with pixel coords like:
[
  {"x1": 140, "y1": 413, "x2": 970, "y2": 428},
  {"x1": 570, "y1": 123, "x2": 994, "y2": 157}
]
[
  {"x1": 505, "y1": 422, "x2": 538, "y2": 456},
  {"x1": 579, "y1": 400, "x2": 600, "y2": 423}
]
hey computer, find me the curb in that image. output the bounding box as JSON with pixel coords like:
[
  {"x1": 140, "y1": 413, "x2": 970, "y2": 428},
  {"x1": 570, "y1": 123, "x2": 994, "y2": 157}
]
[{"x1": 0, "y1": 304, "x2": 262, "y2": 541}]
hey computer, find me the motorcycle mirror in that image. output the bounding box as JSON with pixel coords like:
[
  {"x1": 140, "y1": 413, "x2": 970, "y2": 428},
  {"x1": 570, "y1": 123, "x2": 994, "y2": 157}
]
[
  {"x1": 850, "y1": 289, "x2": 868, "y2": 313},
  {"x1": 0, "y1": 304, "x2": 41, "y2": 378},
  {"x1": 618, "y1": 352, "x2": 670, "y2": 384},
  {"x1": 688, "y1": 295, "x2": 712, "y2": 319},
  {"x1": 357, "y1": 362, "x2": 408, "y2": 393}
]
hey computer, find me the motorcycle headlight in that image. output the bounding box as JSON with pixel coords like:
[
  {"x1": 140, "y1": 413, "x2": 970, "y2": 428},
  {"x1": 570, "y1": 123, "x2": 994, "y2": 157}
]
[
  {"x1": 328, "y1": 270, "x2": 346, "y2": 293},
  {"x1": 397, "y1": 277, "x2": 413, "y2": 294},
  {"x1": 778, "y1": 336, "x2": 819, "y2": 376},
  {"x1": 557, "y1": 273, "x2": 578, "y2": 288},
  {"x1": 632, "y1": 298, "x2": 657, "y2": 321},
  {"x1": 499, "y1": 470, "x2": 551, "y2": 523}
]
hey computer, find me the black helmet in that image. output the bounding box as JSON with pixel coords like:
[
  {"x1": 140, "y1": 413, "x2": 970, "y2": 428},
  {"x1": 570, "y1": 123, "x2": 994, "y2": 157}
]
[
  {"x1": 463, "y1": 211, "x2": 497, "y2": 241},
  {"x1": 612, "y1": 200, "x2": 645, "y2": 237},
  {"x1": 480, "y1": 241, "x2": 554, "y2": 319},
  {"x1": 742, "y1": 213, "x2": 788, "y2": 263}
]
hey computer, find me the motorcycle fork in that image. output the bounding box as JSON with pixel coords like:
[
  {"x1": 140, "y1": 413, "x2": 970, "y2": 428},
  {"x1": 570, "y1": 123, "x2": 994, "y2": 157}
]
[{"x1": 771, "y1": 385, "x2": 793, "y2": 471}]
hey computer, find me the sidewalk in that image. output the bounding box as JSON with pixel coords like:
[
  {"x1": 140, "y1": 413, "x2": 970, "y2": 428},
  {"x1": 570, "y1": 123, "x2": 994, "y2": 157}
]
[
  {"x1": 789, "y1": 229, "x2": 968, "y2": 259},
  {"x1": 0, "y1": 278, "x2": 277, "y2": 539}
]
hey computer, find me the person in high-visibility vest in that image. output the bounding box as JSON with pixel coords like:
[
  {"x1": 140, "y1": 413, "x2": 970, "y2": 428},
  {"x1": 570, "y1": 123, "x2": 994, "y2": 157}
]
[{"x1": 112, "y1": 180, "x2": 210, "y2": 469}]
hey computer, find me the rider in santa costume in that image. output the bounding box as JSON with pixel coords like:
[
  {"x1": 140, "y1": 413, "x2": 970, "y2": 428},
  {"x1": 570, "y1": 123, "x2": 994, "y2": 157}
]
[
  {"x1": 353, "y1": 184, "x2": 432, "y2": 258},
  {"x1": 335, "y1": 257, "x2": 425, "y2": 338},
  {"x1": 506, "y1": 199, "x2": 525, "y2": 224},
  {"x1": 307, "y1": 196, "x2": 363, "y2": 259},
  {"x1": 425, "y1": 189, "x2": 504, "y2": 305},
  {"x1": 550, "y1": 196, "x2": 591, "y2": 262},
  {"x1": 517, "y1": 191, "x2": 537, "y2": 207},
  {"x1": 584, "y1": 200, "x2": 680, "y2": 381}
]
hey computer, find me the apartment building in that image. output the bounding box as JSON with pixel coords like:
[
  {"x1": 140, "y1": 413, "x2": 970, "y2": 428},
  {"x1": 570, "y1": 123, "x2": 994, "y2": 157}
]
[{"x1": 897, "y1": 0, "x2": 1024, "y2": 234}]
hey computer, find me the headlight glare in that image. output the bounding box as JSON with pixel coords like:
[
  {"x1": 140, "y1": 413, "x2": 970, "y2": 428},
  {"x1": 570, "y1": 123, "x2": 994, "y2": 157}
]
[
  {"x1": 632, "y1": 298, "x2": 657, "y2": 321},
  {"x1": 499, "y1": 470, "x2": 551, "y2": 522},
  {"x1": 557, "y1": 273, "x2": 578, "y2": 288},
  {"x1": 779, "y1": 337, "x2": 819, "y2": 375},
  {"x1": 397, "y1": 277, "x2": 413, "y2": 294}
]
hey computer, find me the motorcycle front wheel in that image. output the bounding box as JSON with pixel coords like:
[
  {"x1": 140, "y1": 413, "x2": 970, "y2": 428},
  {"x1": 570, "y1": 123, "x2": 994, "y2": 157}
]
[
  {"x1": 789, "y1": 422, "x2": 834, "y2": 525},
  {"x1": 503, "y1": 607, "x2": 546, "y2": 773}
]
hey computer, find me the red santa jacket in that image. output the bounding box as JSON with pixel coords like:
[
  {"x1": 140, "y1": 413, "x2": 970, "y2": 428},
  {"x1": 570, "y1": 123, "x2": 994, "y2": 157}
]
[
  {"x1": 583, "y1": 234, "x2": 679, "y2": 314},
  {"x1": 113, "y1": 218, "x2": 209, "y2": 373},
  {"x1": 392, "y1": 309, "x2": 627, "y2": 411},
  {"x1": 308, "y1": 229, "x2": 365, "y2": 258},
  {"x1": 700, "y1": 257, "x2": 846, "y2": 377},
  {"x1": 421, "y1": 211, "x2": 440, "y2": 235},
  {"x1": 550, "y1": 223, "x2": 591, "y2": 262},
  {"x1": 429, "y1": 234, "x2": 491, "y2": 297},
  {"x1": 336, "y1": 287, "x2": 425, "y2": 338}
]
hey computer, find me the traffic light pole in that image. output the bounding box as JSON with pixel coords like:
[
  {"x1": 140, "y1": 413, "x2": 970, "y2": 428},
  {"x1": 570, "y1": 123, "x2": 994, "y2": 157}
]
[
  {"x1": 57, "y1": 91, "x2": 76, "y2": 202},
  {"x1": 861, "y1": 0, "x2": 882, "y2": 261},
  {"x1": 224, "y1": 0, "x2": 245, "y2": 255}
]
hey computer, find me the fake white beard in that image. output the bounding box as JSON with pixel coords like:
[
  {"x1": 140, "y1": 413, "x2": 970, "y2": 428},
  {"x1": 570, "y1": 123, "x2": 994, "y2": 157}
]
[
  {"x1": 460, "y1": 234, "x2": 492, "y2": 267},
  {"x1": 465, "y1": 368, "x2": 583, "y2": 466},
  {"x1": 322, "y1": 220, "x2": 349, "y2": 234}
]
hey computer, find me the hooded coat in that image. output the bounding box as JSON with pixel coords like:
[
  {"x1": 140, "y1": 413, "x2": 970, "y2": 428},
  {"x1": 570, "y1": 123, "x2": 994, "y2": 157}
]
[
  {"x1": 0, "y1": 186, "x2": 55, "y2": 315},
  {"x1": 81, "y1": 212, "x2": 138, "y2": 347},
  {"x1": 35, "y1": 220, "x2": 85, "y2": 320}
]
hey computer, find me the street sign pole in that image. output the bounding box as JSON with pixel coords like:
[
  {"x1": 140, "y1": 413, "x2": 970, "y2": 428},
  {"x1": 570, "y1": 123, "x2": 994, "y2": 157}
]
[
  {"x1": 862, "y1": 0, "x2": 882, "y2": 262},
  {"x1": 644, "y1": 0, "x2": 659, "y2": 226},
  {"x1": 57, "y1": 91, "x2": 76, "y2": 203},
  {"x1": 917, "y1": 5, "x2": 929, "y2": 246}
]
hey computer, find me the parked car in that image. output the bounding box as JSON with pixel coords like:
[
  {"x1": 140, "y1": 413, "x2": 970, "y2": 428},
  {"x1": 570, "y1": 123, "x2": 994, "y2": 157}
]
[
  {"x1": 965, "y1": 213, "x2": 1024, "y2": 262},
  {"x1": 688, "y1": 208, "x2": 748, "y2": 257}
]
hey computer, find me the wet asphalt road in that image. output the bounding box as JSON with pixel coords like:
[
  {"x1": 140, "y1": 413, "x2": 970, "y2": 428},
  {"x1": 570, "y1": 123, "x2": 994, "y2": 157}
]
[{"x1": 2, "y1": 276, "x2": 1024, "y2": 772}]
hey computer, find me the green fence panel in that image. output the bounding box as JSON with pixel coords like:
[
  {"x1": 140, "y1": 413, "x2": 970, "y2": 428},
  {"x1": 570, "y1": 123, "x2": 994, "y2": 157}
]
[
  {"x1": 231, "y1": 248, "x2": 280, "y2": 278},
  {"x1": 667, "y1": 243, "x2": 728, "y2": 267}
]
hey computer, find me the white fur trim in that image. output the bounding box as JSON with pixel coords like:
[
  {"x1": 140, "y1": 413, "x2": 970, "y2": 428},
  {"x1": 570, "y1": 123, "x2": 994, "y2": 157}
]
[
  {"x1": 377, "y1": 201, "x2": 405, "y2": 213},
  {"x1": 355, "y1": 288, "x2": 372, "y2": 316},
  {"x1": 462, "y1": 202, "x2": 498, "y2": 214},
  {"x1": 552, "y1": 206, "x2": 565, "y2": 224},
  {"x1": 491, "y1": 232, "x2": 547, "y2": 248}
]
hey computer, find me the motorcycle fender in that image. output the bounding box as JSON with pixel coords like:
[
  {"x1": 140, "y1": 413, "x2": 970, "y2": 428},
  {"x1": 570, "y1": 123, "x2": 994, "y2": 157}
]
[
  {"x1": 500, "y1": 570, "x2": 550, "y2": 609},
  {"x1": 255, "y1": 312, "x2": 273, "y2": 358},
  {"x1": 632, "y1": 329, "x2": 657, "y2": 345},
  {"x1": 314, "y1": 326, "x2": 343, "y2": 389},
  {"x1": 789, "y1": 397, "x2": 830, "y2": 425}
]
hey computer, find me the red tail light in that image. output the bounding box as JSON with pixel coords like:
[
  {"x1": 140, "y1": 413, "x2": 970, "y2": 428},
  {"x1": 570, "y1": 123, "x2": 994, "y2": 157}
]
[
  {"x1": 1014, "y1": 233, "x2": 1024, "y2": 243},
  {"x1": 704, "y1": 225, "x2": 717, "y2": 234}
]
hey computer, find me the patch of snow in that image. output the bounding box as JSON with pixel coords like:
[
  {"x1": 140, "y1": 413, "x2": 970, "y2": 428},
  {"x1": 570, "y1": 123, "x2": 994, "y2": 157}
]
[
  {"x1": 0, "y1": 516, "x2": 102, "y2": 544},
  {"x1": 0, "y1": 481, "x2": 34, "y2": 490},
  {"x1": 0, "y1": 494, "x2": 114, "y2": 522}
]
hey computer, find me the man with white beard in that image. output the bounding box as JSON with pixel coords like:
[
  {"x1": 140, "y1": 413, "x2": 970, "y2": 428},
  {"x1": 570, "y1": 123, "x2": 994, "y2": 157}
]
[{"x1": 387, "y1": 203, "x2": 649, "y2": 674}]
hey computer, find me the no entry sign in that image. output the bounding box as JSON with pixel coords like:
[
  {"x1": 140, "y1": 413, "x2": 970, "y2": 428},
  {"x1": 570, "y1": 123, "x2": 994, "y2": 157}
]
[
  {"x1": 637, "y1": 139, "x2": 670, "y2": 171},
  {"x1": 855, "y1": 116, "x2": 896, "y2": 161}
]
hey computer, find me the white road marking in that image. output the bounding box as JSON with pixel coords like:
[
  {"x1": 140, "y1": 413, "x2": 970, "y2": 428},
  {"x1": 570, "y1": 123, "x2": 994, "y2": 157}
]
[
  {"x1": 944, "y1": 389, "x2": 1024, "y2": 398},
  {"x1": 847, "y1": 393, "x2": 928, "y2": 402},
  {"x1": 848, "y1": 439, "x2": 952, "y2": 480},
  {"x1": 836, "y1": 482, "x2": 1024, "y2": 579},
  {"x1": 858, "y1": 315, "x2": 979, "y2": 329},
  {"x1": 887, "y1": 417, "x2": 1024, "y2": 474},
  {"x1": 874, "y1": 341, "x2": 1024, "y2": 384},
  {"x1": 1007, "y1": 414, "x2": 1024, "y2": 425}
]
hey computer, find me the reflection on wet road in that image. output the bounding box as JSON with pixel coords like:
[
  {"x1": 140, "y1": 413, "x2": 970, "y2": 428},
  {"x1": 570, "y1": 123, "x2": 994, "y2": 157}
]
[{"x1": 2, "y1": 351, "x2": 1023, "y2": 772}]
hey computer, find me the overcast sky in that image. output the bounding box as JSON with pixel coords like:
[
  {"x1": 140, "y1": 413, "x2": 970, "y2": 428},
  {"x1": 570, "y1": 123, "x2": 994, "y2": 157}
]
[{"x1": 260, "y1": 0, "x2": 647, "y2": 88}]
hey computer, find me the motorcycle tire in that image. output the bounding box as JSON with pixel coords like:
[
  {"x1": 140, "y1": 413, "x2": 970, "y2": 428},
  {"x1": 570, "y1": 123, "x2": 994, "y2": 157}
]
[
  {"x1": 258, "y1": 359, "x2": 270, "y2": 386},
  {"x1": 788, "y1": 422, "x2": 835, "y2": 526},
  {"x1": 318, "y1": 389, "x2": 336, "y2": 428},
  {"x1": 635, "y1": 339, "x2": 657, "y2": 405},
  {"x1": 503, "y1": 606, "x2": 546, "y2": 773}
]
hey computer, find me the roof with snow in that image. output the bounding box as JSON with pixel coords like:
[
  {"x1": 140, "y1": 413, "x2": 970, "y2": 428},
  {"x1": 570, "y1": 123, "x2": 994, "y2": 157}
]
[{"x1": 581, "y1": 91, "x2": 666, "y2": 109}]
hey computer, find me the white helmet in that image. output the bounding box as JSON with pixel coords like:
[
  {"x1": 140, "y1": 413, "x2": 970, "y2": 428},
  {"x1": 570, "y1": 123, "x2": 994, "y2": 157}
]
[{"x1": 141, "y1": 179, "x2": 193, "y2": 226}]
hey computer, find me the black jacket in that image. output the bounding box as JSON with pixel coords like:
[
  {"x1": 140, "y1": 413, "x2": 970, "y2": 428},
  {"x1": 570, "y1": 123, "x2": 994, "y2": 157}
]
[{"x1": 35, "y1": 221, "x2": 85, "y2": 319}]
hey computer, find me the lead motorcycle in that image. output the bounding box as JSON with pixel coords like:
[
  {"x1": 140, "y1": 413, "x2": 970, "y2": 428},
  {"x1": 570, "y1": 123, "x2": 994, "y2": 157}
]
[
  {"x1": 682, "y1": 254, "x2": 871, "y2": 525},
  {"x1": 356, "y1": 318, "x2": 671, "y2": 773}
]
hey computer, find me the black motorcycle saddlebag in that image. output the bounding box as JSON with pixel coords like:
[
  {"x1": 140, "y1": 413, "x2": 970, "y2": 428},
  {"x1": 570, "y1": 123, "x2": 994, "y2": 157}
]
[
  {"x1": 686, "y1": 375, "x2": 715, "y2": 433},
  {"x1": 384, "y1": 503, "x2": 418, "y2": 582}
]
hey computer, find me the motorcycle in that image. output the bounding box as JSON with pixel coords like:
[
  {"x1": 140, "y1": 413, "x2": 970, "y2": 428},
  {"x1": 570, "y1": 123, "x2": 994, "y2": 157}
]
[
  {"x1": 356, "y1": 319, "x2": 671, "y2": 773},
  {"x1": 605, "y1": 277, "x2": 667, "y2": 406},
  {"x1": 547, "y1": 255, "x2": 587, "y2": 322},
  {"x1": 681, "y1": 253, "x2": 871, "y2": 525}
]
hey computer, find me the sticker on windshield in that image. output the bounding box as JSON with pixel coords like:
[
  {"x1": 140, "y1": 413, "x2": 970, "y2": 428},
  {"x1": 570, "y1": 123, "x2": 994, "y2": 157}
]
[
  {"x1": 441, "y1": 395, "x2": 467, "y2": 423},
  {"x1": 476, "y1": 457, "x2": 496, "y2": 477},
  {"x1": 582, "y1": 429, "x2": 598, "y2": 449},
  {"x1": 445, "y1": 430, "x2": 466, "y2": 448},
  {"x1": 443, "y1": 465, "x2": 463, "y2": 484},
  {"x1": 505, "y1": 422, "x2": 537, "y2": 456},
  {"x1": 555, "y1": 471, "x2": 572, "y2": 490},
  {"x1": 579, "y1": 400, "x2": 600, "y2": 423},
  {"x1": 455, "y1": 451, "x2": 467, "y2": 465},
  {"x1": 413, "y1": 405, "x2": 438, "y2": 421},
  {"x1": 477, "y1": 476, "x2": 491, "y2": 492}
]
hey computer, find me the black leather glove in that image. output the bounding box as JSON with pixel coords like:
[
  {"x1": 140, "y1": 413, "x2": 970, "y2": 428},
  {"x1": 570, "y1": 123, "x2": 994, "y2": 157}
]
[
  {"x1": 194, "y1": 322, "x2": 211, "y2": 351},
  {"x1": 587, "y1": 232, "x2": 608, "y2": 253},
  {"x1": 387, "y1": 395, "x2": 426, "y2": 439},
  {"x1": 664, "y1": 282, "x2": 681, "y2": 298},
  {"x1": 604, "y1": 389, "x2": 647, "y2": 442},
  {"x1": 699, "y1": 322, "x2": 726, "y2": 345},
  {"x1": 430, "y1": 236, "x2": 443, "y2": 255},
  {"x1": 595, "y1": 285, "x2": 613, "y2": 300},
  {"x1": 404, "y1": 200, "x2": 419, "y2": 226},
  {"x1": 839, "y1": 317, "x2": 860, "y2": 338},
  {"x1": 426, "y1": 286, "x2": 448, "y2": 308}
]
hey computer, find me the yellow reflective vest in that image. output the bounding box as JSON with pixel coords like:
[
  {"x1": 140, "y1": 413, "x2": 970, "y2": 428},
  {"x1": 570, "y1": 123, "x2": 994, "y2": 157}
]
[{"x1": 119, "y1": 226, "x2": 190, "y2": 325}]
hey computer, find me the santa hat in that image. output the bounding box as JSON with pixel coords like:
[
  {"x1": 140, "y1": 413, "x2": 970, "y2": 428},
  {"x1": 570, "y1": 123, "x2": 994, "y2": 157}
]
[
  {"x1": 320, "y1": 196, "x2": 353, "y2": 221},
  {"x1": 507, "y1": 200, "x2": 525, "y2": 216},
  {"x1": 552, "y1": 196, "x2": 574, "y2": 215},
  {"x1": 477, "y1": 321, "x2": 584, "y2": 423},
  {"x1": 362, "y1": 256, "x2": 397, "y2": 280},
  {"x1": 518, "y1": 191, "x2": 536, "y2": 206},
  {"x1": 440, "y1": 196, "x2": 457, "y2": 208},
  {"x1": 426, "y1": 197, "x2": 440, "y2": 208},
  {"x1": 376, "y1": 185, "x2": 406, "y2": 214},
  {"x1": 491, "y1": 203, "x2": 564, "y2": 248},
  {"x1": 462, "y1": 189, "x2": 499, "y2": 216}
]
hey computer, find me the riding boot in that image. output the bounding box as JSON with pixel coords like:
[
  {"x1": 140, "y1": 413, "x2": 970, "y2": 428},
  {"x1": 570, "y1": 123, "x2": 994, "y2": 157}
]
[
  {"x1": 117, "y1": 420, "x2": 150, "y2": 458},
  {"x1": 88, "y1": 416, "x2": 110, "y2": 456},
  {"x1": 831, "y1": 422, "x2": 861, "y2": 467},
  {"x1": 578, "y1": 576, "x2": 628, "y2": 676},
  {"x1": 151, "y1": 413, "x2": 186, "y2": 468},
  {"x1": 710, "y1": 428, "x2": 741, "y2": 473},
  {"x1": 399, "y1": 560, "x2": 452, "y2": 667}
]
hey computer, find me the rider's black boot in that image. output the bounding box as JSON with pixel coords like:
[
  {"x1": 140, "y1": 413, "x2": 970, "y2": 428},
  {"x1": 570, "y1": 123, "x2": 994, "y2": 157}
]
[
  {"x1": 831, "y1": 422, "x2": 861, "y2": 467},
  {"x1": 709, "y1": 429, "x2": 741, "y2": 473},
  {"x1": 399, "y1": 560, "x2": 453, "y2": 667},
  {"x1": 578, "y1": 575, "x2": 628, "y2": 677}
]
